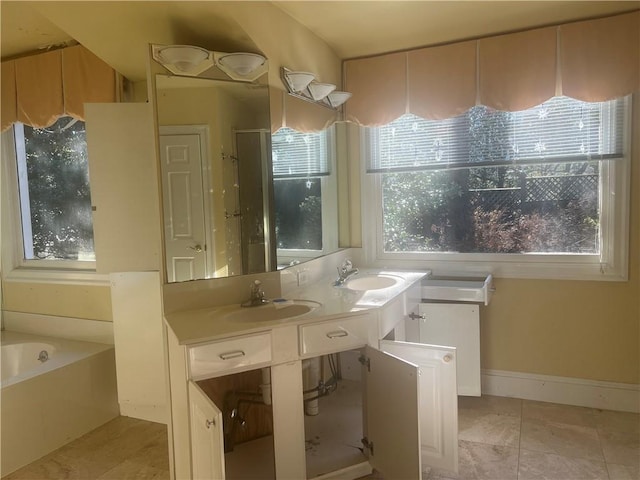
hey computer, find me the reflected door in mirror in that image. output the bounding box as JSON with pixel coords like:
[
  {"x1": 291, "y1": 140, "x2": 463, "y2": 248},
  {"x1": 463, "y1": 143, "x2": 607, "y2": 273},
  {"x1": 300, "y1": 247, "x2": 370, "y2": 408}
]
[{"x1": 159, "y1": 132, "x2": 211, "y2": 281}]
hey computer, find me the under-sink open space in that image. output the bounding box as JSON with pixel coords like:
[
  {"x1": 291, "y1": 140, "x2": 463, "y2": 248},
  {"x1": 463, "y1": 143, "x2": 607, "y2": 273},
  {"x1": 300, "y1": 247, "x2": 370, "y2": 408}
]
[
  {"x1": 193, "y1": 350, "x2": 369, "y2": 480},
  {"x1": 303, "y1": 350, "x2": 367, "y2": 478},
  {"x1": 196, "y1": 368, "x2": 276, "y2": 480}
]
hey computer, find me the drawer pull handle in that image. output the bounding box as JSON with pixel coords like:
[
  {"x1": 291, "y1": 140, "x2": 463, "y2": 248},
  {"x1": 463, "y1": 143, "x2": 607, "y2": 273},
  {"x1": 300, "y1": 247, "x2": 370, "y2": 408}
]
[
  {"x1": 326, "y1": 330, "x2": 348, "y2": 339},
  {"x1": 219, "y1": 350, "x2": 246, "y2": 360}
]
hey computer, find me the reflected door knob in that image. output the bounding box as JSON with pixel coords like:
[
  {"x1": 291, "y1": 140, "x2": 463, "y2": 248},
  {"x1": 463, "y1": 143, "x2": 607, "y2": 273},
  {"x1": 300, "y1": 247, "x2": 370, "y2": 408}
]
[{"x1": 187, "y1": 244, "x2": 203, "y2": 253}]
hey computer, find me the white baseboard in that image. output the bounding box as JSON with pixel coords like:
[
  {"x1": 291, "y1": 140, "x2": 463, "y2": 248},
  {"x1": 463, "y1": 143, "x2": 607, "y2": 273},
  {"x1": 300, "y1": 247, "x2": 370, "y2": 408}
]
[{"x1": 481, "y1": 369, "x2": 640, "y2": 413}]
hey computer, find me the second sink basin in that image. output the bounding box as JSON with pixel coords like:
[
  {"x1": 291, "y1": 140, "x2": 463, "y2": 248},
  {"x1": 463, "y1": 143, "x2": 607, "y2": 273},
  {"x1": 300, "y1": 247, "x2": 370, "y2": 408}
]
[
  {"x1": 218, "y1": 300, "x2": 321, "y2": 323},
  {"x1": 344, "y1": 274, "x2": 403, "y2": 291}
]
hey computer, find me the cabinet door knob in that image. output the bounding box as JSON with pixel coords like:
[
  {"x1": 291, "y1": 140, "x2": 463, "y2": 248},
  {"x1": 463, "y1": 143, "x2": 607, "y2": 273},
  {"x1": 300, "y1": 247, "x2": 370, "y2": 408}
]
[
  {"x1": 408, "y1": 312, "x2": 426, "y2": 320},
  {"x1": 443, "y1": 353, "x2": 454, "y2": 363},
  {"x1": 206, "y1": 419, "x2": 215, "y2": 428}
]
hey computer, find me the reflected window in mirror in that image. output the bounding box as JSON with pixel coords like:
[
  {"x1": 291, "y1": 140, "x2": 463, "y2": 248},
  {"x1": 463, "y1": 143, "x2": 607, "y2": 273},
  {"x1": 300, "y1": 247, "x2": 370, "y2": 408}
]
[{"x1": 272, "y1": 127, "x2": 338, "y2": 267}]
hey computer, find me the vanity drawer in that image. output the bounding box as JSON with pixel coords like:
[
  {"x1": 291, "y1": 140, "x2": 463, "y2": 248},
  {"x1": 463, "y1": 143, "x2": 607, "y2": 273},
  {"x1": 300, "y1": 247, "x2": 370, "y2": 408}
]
[
  {"x1": 299, "y1": 314, "x2": 372, "y2": 357},
  {"x1": 188, "y1": 332, "x2": 272, "y2": 380}
]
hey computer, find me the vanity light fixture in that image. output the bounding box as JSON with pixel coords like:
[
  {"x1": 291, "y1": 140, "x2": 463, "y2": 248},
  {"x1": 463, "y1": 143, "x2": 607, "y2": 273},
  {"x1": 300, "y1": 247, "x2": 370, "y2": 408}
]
[
  {"x1": 281, "y1": 67, "x2": 350, "y2": 110},
  {"x1": 283, "y1": 70, "x2": 316, "y2": 93},
  {"x1": 155, "y1": 45, "x2": 213, "y2": 75},
  {"x1": 307, "y1": 81, "x2": 336, "y2": 101},
  {"x1": 216, "y1": 52, "x2": 266, "y2": 79},
  {"x1": 327, "y1": 91, "x2": 352, "y2": 108}
]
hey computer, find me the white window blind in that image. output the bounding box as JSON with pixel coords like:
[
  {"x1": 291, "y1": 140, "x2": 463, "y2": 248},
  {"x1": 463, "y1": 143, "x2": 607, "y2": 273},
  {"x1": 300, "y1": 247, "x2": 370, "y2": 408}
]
[
  {"x1": 272, "y1": 127, "x2": 329, "y2": 178},
  {"x1": 366, "y1": 96, "x2": 627, "y2": 173}
]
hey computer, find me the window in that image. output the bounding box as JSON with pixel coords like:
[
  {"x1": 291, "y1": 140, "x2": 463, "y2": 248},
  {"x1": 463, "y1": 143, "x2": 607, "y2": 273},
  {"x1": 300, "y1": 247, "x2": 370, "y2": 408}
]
[
  {"x1": 271, "y1": 127, "x2": 337, "y2": 263},
  {"x1": 363, "y1": 96, "x2": 631, "y2": 280},
  {"x1": 10, "y1": 116, "x2": 95, "y2": 269}
]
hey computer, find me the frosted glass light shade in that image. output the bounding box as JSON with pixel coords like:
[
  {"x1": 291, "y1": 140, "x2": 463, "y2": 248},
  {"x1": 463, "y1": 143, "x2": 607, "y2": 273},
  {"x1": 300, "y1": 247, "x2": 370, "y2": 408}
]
[
  {"x1": 218, "y1": 53, "x2": 266, "y2": 76},
  {"x1": 308, "y1": 82, "x2": 336, "y2": 101},
  {"x1": 328, "y1": 91, "x2": 352, "y2": 107},
  {"x1": 284, "y1": 71, "x2": 315, "y2": 92},
  {"x1": 157, "y1": 45, "x2": 210, "y2": 73}
]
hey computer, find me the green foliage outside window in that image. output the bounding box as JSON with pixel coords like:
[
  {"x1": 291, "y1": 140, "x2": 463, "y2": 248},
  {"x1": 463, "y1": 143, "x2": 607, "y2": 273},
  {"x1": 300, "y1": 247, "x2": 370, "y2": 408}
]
[{"x1": 19, "y1": 117, "x2": 95, "y2": 261}]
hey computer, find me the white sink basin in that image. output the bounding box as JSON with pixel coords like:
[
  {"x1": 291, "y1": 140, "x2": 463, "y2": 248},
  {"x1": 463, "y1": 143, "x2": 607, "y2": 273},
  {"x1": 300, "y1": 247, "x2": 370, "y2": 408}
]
[
  {"x1": 217, "y1": 300, "x2": 321, "y2": 323},
  {"x1": 344, "y1": 274, "x2": 403, "y2": 291}
]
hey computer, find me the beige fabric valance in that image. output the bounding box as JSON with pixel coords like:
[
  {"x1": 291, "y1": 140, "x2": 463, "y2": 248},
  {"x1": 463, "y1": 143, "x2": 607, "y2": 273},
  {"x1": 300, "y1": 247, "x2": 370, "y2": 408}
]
[
  {"x1": 1, "y1": 61, "x2": 17, "y2": 130},
  {"x1": 408, "y1": 40, "x2": 477, "y2": 120},
  {"x1": 271, "y1": 87, "x2": 339, "y2": 133},
  {"x1": 561, "y1": 12, "x2": 640, "y2": 101},
  {"x1": 1, "y1": 45, "x2": 116, "y2": 131},
  {"x1": 345, "y1": 11, "x2": 639, "y2": 126},
  {"x1": 479, "y1": 26, "x2": 557, "y2": 111},
  {"x1": 63, "y1": 45, "x2": 117, "y2": 119},
  {"x1": 15, "y1": 50, "x2": 65, "y2": 128},
  {"x1": 344, "y1": 51, "x2": 407, "y2": 126}
]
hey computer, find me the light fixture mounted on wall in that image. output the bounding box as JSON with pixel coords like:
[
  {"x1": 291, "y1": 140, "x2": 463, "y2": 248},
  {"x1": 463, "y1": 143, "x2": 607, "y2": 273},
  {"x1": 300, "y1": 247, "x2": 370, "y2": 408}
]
[
  {"x1": 282, "y1": 67, "x2": 350, "y2": 110},
  {"x1": 154, "y1": 45, "x2": 213, "y2": 76},
  {"x1": 283, "y1": 70, "x2": 315, "y2": 92},
  {"x1": 152, "y1": 44, "x2": 268, "y2": 82},
  {"x1": 215, "y1": 52, "x2": 267, "y2": 81}
]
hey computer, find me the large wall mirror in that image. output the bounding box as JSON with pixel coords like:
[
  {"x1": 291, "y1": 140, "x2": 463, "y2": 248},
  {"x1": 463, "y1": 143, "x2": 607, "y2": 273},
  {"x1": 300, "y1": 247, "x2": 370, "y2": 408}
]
[{"x1": 150, "y1": 44, "x2": 342, "y2": 283}]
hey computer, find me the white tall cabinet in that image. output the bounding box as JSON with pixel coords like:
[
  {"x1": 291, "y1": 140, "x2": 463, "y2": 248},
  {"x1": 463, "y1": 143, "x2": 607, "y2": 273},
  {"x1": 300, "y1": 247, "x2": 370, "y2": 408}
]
[{"x1": 85, "y1": 103, "x2": 167, "y2": 423}]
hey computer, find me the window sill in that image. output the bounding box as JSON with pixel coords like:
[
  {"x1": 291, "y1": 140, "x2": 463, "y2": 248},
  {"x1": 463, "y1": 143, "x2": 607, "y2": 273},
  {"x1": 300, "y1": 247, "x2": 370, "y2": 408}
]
[
  {"x1": 365, "y1": 254, "x2": 628, "y2": 282},
  {"x1": 3, "y1": 267, "x2": 111, "y2": 286}
]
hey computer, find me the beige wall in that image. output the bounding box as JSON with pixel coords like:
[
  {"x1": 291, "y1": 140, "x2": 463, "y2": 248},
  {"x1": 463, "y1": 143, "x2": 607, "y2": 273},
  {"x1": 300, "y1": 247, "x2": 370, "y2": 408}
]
[
  {"x1": 479, "y1": 95, "x2": 640, "y2": 385},
  {"x1": 221, "y1": 2, "x2": 342, "y2": 89},
  {"x1": 3, "y1": 281, "x2": 112, "y2": 321}
]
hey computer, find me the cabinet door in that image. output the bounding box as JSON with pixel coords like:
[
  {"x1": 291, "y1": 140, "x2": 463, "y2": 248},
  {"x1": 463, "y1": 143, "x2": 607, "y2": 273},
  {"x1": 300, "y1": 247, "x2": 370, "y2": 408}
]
[
  {"x1": 362, "y1": 346, "x2": 422, "y2": 479},
  {"x1": 380, "y1": 340, "x2": 458, "y2": 474},
  {"x1": 85, "y1": 103, "x2": 162, "y2": 274},
  {"x1": 189, "y1": 381, "x2": 225, "y2": 480},
  {"x1": 418, "y1": 303, "x2": 481, "y2": 396}
]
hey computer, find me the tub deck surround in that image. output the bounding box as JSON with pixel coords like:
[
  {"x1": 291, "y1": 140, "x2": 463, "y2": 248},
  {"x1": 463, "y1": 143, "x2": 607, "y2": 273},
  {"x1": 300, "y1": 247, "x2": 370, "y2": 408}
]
[
  {"x1": 164, "y1": 269, "x2": 428, "y2": 345},
  {"x1": 1, "y1": 330, "x2": 115, "y2": 388},
  {"x1": 0, "y1": 330, "x2": 119, "y2": 476}
]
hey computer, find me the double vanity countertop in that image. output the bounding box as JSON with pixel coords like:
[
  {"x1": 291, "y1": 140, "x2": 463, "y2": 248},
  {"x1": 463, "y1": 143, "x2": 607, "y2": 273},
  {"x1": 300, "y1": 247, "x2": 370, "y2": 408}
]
[{"x1": 164, "y1": 269, "x2": 429, "y2": 346}]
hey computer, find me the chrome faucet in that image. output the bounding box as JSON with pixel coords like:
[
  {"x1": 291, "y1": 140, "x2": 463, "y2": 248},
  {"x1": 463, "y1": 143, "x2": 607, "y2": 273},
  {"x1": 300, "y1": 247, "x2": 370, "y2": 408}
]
[
  {"x1": 242, "y1": 280, "x2": 270, "y2": 307},
  {"x1": 334, "y1": 259, "x2": 359, "y2": 286}
]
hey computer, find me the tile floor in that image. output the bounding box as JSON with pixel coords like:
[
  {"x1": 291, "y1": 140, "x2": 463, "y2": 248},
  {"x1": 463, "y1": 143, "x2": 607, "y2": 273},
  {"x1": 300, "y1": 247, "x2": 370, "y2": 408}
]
[
  {"x1": 2, "y1": 416, "x2": 169, "y2": 480},
  {"x1": 426, "y1": 395, "x2": 640, "y2": 480},
  {"x1": 3, "y1": 395, "x2": 639, "y2": 480}
]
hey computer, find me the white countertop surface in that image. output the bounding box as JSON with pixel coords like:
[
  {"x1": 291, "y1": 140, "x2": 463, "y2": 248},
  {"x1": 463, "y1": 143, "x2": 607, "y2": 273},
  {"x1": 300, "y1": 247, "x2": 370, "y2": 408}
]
[{"x1": 165, "y1": 269, "x2": 428, "y2": 345}]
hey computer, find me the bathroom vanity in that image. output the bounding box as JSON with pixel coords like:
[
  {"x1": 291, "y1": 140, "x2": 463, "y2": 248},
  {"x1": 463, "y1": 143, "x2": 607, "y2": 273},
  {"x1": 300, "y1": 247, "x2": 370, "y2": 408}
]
[{"x1": 164, "y1": 270, "x2": 459, "y2": 479}]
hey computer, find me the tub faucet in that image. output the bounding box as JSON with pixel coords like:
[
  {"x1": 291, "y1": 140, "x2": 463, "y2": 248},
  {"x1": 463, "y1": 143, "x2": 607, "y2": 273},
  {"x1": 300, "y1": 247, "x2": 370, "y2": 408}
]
[
  {"x1": 334, "y1": 259, "x2": 359, "y2": 286},
  {"x1": 241, "y1": 280, "x2": 270, "y2": 307}
]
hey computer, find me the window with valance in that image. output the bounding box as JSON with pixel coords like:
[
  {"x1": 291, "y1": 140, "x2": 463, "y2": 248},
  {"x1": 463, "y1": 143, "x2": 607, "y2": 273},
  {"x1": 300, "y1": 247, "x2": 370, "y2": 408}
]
[
  {"x1": 270, "y1": 87, "x2": 339, "y2": 257},
  {"x1": 2, "y1": 45, "x2": 117, "y2": 270},
  {"x1": 352, "y1": 11, "x2": 637, "y2": 280}
]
